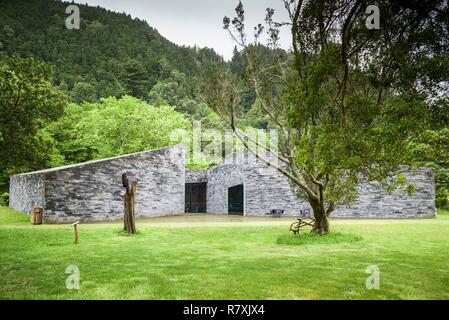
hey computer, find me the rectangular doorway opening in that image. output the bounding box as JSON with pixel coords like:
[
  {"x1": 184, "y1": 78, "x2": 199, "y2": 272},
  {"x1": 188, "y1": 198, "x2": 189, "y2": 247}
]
[
  {"x1": 185, "y1": 183, "x2": 207, "y2": 213},
  {"x1": 228, "y1": 184, "x2": 244, "y2": 215}
]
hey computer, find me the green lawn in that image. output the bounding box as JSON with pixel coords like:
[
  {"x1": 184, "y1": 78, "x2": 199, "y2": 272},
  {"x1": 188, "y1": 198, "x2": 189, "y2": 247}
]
[{"x1": 0, "y1": 206, "x2": 448, "y2": 300}]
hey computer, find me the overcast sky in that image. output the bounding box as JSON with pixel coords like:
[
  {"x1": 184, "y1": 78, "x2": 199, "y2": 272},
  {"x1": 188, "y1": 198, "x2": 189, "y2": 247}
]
[{"x1": 82, "y1": 0, "x2": 292, "y2": 60}]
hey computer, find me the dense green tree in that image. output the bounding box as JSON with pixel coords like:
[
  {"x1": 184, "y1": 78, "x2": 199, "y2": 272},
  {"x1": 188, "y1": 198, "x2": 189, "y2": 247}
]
[
  {"x1": 45, "y1": 96, "x2": 191, "y2": 162},
  {"x1": 148, "y1": 70, "x2": 191, "y2": 107},
  {"x1": 413, "y1": 129, "x2": 449, "y2": 208},
  {"x1": 0, "y1": 56, "x2": 66, "y2": 182},
  {"x1": 0, "y1": 0, "x2": 223, "y2": 102},
  {"x1": 412, "y1": 98, "x2": 449, "y2": 207},
  {"x1": 70, "y1": 81, "x2": 98, "y2": 103},
  {"x1": 204, "y1": 0, "x2": 449, "y2": 233},
  {"x1": 0, "y1": 25, "x2": 14, "y2": 50},
  {"x1": 120, "y1": 59, "x2": 149, "y2": 100},
  {"x1": 148, "y1": 69, "x2": 229, "y2": 127}
]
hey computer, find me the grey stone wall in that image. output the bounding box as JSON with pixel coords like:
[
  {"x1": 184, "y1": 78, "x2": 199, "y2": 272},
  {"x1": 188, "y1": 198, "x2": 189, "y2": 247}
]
[
  {"x1": 244, "y1": 162, "x2": 308, "y2": 216},
  {"x1": 333, "y1": 168, "x2": 435, "y2": 218},
  {"x1": 44, "y1": 145, "x2": 185, "y2": 223},
  {"x1": 9, "y1": 146, "x2": 435, "y2": 222},
  {"x1": 9, "y1": 145, "x2": 186, "y2": 223},
  {"x1": 207, "y1": 152, "x2": 306, "y2": 215},
  {"x1": 9, "y1": 173, "x2": 45, "y2": 215},
  {"x1": 206, "y1": 151, "x2": 435, "y2": 218},
  {"x1": 207, "y1": 158, "x2": 245, "y2": 214},
  {"x1": 185, "y1": 169, "x2": 207, "y2": 183}
]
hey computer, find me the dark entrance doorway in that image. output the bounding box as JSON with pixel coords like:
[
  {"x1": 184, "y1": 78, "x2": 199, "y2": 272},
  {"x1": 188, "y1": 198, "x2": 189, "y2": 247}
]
[
  {"x1": 185, "y1": 183, "x2": 207, "y2": 213},
  {"x1": 228, "y1": 184, "x2": 244, "y2": 215}
]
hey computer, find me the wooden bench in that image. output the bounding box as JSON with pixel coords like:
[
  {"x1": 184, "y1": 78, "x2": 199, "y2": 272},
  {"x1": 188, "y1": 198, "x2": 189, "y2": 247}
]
[{"x1": 289, "y1": 218, "x2": 315, "y2": 234}]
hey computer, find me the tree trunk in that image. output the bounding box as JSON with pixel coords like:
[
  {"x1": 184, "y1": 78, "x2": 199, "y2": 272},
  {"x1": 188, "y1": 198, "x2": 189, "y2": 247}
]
[
  {"x1": 310, "y1": 201, "x2": 330, "y2": 235},
  {"x1": 130, "y1": 181, "x2": 137, "y2": 233},
  {"x1": 123, "y1": 181, "x2": 137, "y2": 234}
]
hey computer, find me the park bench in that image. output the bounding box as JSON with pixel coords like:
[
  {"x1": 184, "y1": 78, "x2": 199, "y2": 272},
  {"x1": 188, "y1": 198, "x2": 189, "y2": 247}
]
[{"x1": 289, "y1": 218, "x2": 316, "y2": 234}]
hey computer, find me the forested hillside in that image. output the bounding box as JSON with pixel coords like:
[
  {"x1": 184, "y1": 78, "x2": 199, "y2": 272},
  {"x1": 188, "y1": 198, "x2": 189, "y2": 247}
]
[
  {"x1": 0, "y1": 0, "x2": 223, "y2": 102},
  {"x1": 0, "y1": 0, "x2": 259, "y2": 184},
  {"x1": 0, "y1": 0, "x2": 232, "y2": 185}
]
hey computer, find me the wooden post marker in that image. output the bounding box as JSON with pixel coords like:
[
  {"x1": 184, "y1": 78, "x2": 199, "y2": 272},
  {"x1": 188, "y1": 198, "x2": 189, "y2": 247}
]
[{"x1": 71, "y1": 221, "x2": 80, "y2": 244}]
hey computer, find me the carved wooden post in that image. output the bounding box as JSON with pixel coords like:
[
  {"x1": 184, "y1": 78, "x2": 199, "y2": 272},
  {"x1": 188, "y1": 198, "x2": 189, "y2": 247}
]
[
  {"x1": 71, "y1": 221, "x2": 80, "y2": 244},
  {"x1": 122, "y1": 174, "x2": 137, "y2": 234},
  {"x1": 130, "y1": 181, "x2": 137, "y2": 233}
]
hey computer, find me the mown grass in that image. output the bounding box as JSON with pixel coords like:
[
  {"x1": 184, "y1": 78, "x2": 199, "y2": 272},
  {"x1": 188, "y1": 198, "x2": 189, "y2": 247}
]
[
  {"x1": 0, "y1": 206, "x2": 448, "y2": 300},
  {"x1": 277, "y1": 232, "x2": 363, "y2": 246},
  {"x1": 0, "y1": 207, "x2": 29, "y2": 224}
]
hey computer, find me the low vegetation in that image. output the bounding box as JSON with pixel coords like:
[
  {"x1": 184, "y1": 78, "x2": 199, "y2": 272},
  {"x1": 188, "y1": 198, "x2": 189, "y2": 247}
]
[
  {"x1": 1, "y1": 206, "x2": 448, "y2": 300},
  {"x1": 0, "y1": 192, "x2": 9, "y2": 206},
  {"x1": 277, "y1": 232, "x2": 362, "y2": 246}
]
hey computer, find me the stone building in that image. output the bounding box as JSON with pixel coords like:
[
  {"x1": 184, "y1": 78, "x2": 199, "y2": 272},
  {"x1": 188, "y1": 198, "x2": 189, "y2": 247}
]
[
  {"x1": 9, "y1": 145, "x2": 436, "y2": 223},
  {"x1": 204, "y1": 151, "x2": 435, "y2": 218},
  {"x1": 10, "y1": 145, "x2": 186, "y2": 223}
]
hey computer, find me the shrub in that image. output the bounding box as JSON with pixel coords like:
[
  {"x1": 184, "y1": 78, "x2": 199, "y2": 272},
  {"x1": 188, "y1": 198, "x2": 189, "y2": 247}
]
[
  {"x1": 436, "y1": 193, "x2": 448, "y2": 208},
  {"x1": 277, "y1": 232, "x2": 362, "y2": 246},
  {"x1": 1, "y1": 192, "x2": 9, "y2": 205}
]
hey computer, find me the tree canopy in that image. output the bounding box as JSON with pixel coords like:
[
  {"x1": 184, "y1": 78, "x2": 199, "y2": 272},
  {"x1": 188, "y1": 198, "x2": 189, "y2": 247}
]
[
  {"x1": 0, "y1": 0, "x2": 223, "y2": 102},
  {"x1": 44, "y1": 96, "x2": 191, "y2": 164},
  {"x1": 0, "y1": 56, "x2": 66, "y2": 180},
  {"x1": 202, "y1": 0, "x2": 449, "y2": 233}
]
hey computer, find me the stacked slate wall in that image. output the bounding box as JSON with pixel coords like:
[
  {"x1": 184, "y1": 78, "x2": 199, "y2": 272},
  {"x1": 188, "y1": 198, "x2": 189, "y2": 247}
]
[
  {"x1": 9, "y1": 146, "x2": 436, "y2": 221},
  {"x1": 185, "y1": 169, "x2": 207, "y2": 183},
  {"x1": 333, "y1": 168, "x2": 435, "y2": 218},
  {"x1": 207, "y1": 152, "x2": 306, "y2": 215},
  {"x1": 10, "y1": 145, "x2": 186, "y2": 223},
  {"x1": 206, "y1": 152, "x2": 435, "y2": 218},
  {"x1": 207, "y1": 157, "x2": 245, "y2": 214},
  {"x1": 9, "y1": 173, "x2": 45, "y2": 215}
]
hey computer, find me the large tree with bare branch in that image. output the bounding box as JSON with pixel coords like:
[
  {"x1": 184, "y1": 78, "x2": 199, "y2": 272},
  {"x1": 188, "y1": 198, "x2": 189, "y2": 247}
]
[{"x1": 201, "y1": 0, "x2": 449, "y2": 234}]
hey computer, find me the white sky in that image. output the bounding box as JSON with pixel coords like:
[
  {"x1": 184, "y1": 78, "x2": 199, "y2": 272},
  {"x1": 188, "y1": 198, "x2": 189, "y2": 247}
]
[{"x1": 81, "y1": 0, "x2": 292, "y2": 60}]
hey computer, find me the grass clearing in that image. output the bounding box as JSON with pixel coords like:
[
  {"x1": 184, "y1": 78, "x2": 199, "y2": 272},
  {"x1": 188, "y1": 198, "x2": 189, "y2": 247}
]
[
  {"x1": 0, "y1": 206, "x2": 448, "y2": 300},
  {"x1": 277, "y1": 232, "x2": 363, "y2": 246}
]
